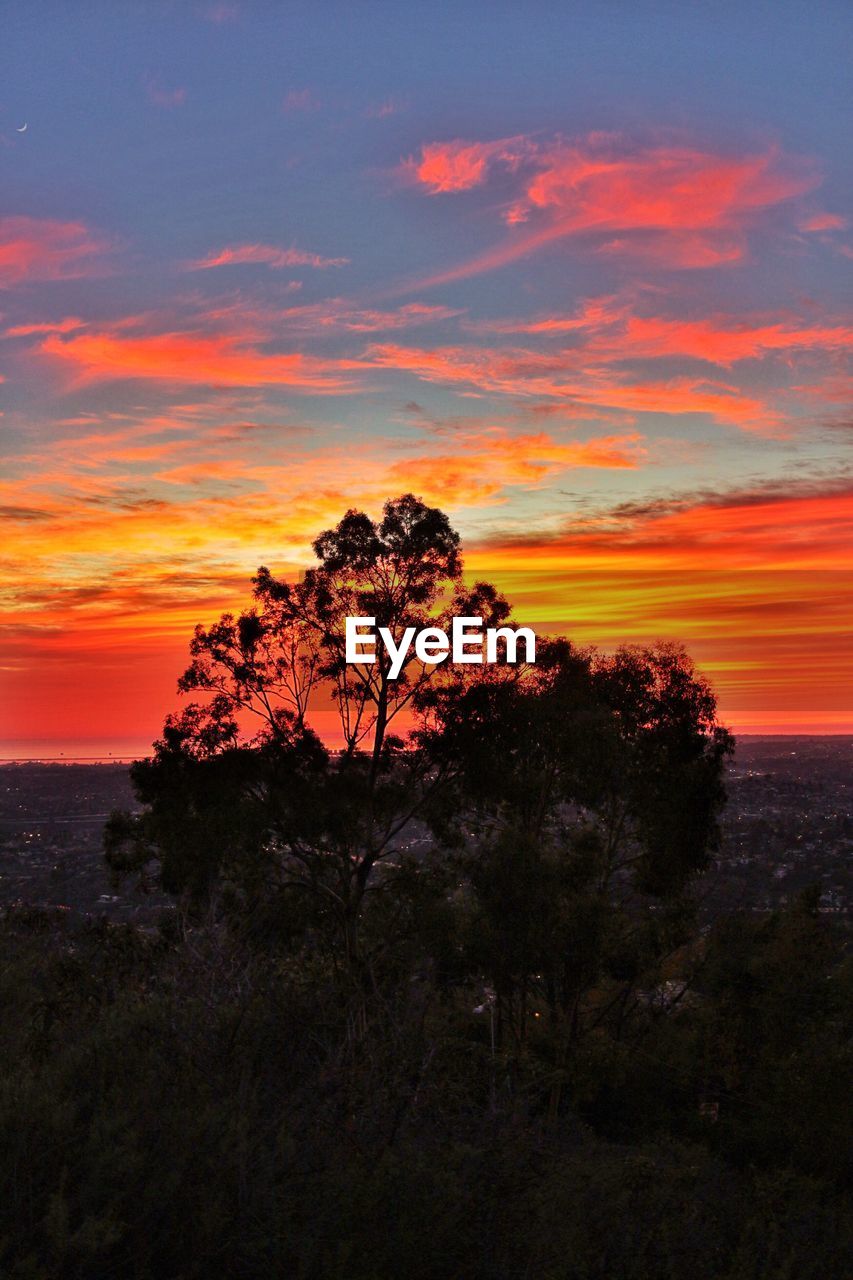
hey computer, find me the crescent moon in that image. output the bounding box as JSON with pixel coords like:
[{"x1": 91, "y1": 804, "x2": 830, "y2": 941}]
[{"x1": 16, "y1": 123, "x2": 27, "y2": 132}]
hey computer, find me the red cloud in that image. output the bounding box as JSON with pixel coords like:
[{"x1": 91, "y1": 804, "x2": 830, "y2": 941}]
[
  {"x1": 599, "y1": 315, "x2": 853, "y2": 366},
  {"x1": 4, "y1": 317, "x2": 86, "y2": 337},
  {"x1": 188, "y1": 243, "x2": 348, "y2": 270},
  {"x1": 403, "y1": 133, "x2": 820, "y2": 282},
  {"x1": 0, "y1": 217, "x2": 110, "y2": 285},
  {"x1": 797, "y1": 212, "x2": 847, "y2": 232},
  {"x1": 475, "y1": 304, "x2": 853, "y2": 368},
  {"x1": 521, "y1": 142, "x2": 808, "y2": 230},
  {"x1": 595, "y1": 231, "x2": 746, "y2": 268},
  {"x1": 403, "y1": 136, "x2": 529, "y2": 193}
]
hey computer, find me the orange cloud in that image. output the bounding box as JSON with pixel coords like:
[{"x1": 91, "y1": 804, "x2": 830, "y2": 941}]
[
  {"x1": 0, "y1": 418, "x2": 646, "y2": 674},
  {"x1": 463, "y1": 298, "x2": 853, "y2": 380},
  {"x1": 366, "y1": 340, "x2": 561, "y2": 394},
  {"x1": 365, "y1": 341, "x2": 775, "y2": 427},
  {"x1": 383, "y1": 430, "x2": 644, "y2": 503},
  {"x1": 39, "y1": 328, "x2": 365, "y2": 391},
  {"x1": 0, "y1": 217, "x2": 111, "y2": 285},
  {"x1": 579, "y1": 378, "x2": 772, "y2": 428},
  {"x1": 188, "y1": 242, "x2": 348, "y2": 270}
]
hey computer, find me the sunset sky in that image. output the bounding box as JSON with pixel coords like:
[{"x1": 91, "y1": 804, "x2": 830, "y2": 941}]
[{"x1": 2, "y1": 1, "x2": 852, "y2": 756}]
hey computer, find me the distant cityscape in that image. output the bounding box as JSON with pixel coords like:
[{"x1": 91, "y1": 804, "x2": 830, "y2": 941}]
[
  {"x1": 1, "y1": 736, "x2": 850, "y2": 926},
  {"x1": 701, "y1": 737, "x2": 851, "y2": 919}
]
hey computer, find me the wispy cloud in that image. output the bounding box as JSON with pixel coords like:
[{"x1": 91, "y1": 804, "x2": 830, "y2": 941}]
[
  {"x1": 0, "y1": 217, "x2": 112, "y2": 285},
  {"x1": 365, "y1": 95, "x2": 409, "y2": 120},
  {"x1": 187, "y1": 242, "x2": 348, "y2": 270},
  {"x1": 469, "y1": 300, "x2": 853, "y2": 368},
  {"x1": 383, "y1": 429, "x2": 645, "y2": 504},
  {"x1": 797, "y1": 212, "x2": 847, "y2": 232},
  {"x1": 235, "y1": 298, "x2": 462, "y2": 334},
  {"x1": 365, "y1": 341, "x2": 777, "y2": 429},
  {"x1": 4, "y1": 317, "x2": 86, "y2": 337}
]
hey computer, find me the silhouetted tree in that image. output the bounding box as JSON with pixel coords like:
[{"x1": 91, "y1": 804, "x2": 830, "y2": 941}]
[{"x1": 108, "y1": 496, "x2": 518, "y2": 967}]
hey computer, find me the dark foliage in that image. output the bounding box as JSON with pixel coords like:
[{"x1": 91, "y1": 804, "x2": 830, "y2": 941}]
[
  {"x1": 2, "y1": 497, "x2": 848, "y2": 1276},
  {"x1": 0, "y1": 897, "x2": 849, "y2": 1279}
]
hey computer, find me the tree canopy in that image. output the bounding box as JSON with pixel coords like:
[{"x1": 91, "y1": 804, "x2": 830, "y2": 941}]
[{"x1": 107, "y1": 495, "x2": 732, "y2": 999}]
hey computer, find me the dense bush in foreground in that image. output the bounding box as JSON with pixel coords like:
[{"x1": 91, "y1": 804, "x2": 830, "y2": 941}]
[{"x1": 0, "y1": 899, "x2": 849, "y2": 1280}]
